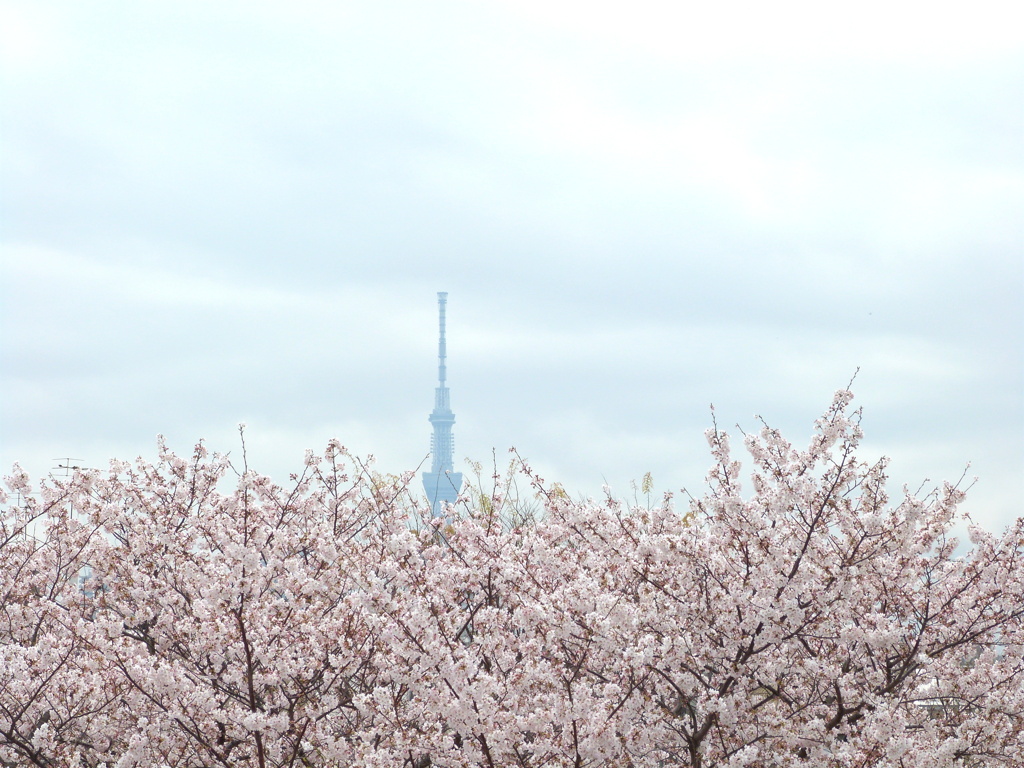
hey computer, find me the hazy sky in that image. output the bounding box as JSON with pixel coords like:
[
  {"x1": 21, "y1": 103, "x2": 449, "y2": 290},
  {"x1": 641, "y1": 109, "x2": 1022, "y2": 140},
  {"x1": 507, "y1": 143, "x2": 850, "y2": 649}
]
[{"x1": 2, "y1": 0, "x2": 1021, "y2": 531}]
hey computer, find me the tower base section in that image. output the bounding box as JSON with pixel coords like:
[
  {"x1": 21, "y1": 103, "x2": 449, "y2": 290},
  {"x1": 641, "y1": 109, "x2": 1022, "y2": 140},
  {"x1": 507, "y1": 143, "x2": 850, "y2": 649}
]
[{"x1": 422, "y1": 471, "x2": 464, "y2": 518}]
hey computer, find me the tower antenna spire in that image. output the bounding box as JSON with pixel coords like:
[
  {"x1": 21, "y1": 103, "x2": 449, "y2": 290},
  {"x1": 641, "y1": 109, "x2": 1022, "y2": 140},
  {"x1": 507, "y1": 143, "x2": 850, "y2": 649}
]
[
  {"x1": 422, "y1": 292, "x2": 463, "y2": 517},
  {"x1": 437, "y1": 291, "x2": 447, "y2": 386}
]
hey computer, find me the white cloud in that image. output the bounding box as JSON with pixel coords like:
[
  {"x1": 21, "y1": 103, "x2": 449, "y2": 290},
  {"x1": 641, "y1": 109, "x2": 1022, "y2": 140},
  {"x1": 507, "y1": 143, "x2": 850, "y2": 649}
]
[
  {"x1": 1, "y1": 0, "x2": 1019, "y2": 538},
  {"x1": 0, "y1": 1, "x2": 69, "y2": 71},
  {"x1": 496, "y1": 0, "x2": 1024, "y2": 64}
]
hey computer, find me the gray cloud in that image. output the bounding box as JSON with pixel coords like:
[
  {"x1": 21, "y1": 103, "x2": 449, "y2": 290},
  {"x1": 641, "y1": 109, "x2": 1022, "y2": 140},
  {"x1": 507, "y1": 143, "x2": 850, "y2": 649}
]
[{"x1": 2, "y1": 0, "x2": 1021, "y2": 532}]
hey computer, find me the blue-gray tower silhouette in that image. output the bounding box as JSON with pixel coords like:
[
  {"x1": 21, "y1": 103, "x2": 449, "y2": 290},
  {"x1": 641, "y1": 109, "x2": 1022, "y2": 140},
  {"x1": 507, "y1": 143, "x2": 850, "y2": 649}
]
[{"x1": 422, "y1": 292, "x2": 463, "y2": 517}]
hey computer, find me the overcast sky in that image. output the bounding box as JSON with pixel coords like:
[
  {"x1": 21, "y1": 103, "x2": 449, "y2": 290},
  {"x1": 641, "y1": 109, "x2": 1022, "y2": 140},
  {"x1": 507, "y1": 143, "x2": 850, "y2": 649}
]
[{"x1": 2, "y1": 0, "x2": 1021, "y2": 531}]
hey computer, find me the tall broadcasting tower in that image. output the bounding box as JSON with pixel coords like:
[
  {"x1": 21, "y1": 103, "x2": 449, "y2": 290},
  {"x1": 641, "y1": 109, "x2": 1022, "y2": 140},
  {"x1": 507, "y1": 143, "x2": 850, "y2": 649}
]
[{"x1": 422, "y1": 292, "x2": 463, "y2": 517}]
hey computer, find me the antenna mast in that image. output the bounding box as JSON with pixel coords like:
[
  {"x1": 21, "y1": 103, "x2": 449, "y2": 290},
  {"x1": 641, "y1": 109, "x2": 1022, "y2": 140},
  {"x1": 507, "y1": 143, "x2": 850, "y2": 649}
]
[{"x1": 438, "y1": 291, "x2": 447, "y2": 386}]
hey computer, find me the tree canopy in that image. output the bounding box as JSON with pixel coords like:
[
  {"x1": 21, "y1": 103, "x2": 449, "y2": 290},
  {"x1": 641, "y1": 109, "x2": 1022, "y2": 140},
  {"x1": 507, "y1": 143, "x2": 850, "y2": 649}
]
[{"x1": 2, "y1": 390, "x2": 1022, "y2": 767}]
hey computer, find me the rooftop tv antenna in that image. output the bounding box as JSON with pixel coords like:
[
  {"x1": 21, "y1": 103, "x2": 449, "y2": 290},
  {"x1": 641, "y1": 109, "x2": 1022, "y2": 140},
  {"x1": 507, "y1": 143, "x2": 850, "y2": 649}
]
[{"x1": 52, "y1": 458, "x2": 87, "y2": 478}]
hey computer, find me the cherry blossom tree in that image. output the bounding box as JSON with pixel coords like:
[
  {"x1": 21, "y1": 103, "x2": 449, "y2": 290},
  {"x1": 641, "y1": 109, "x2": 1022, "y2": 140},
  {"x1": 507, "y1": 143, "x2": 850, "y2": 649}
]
[
  {"x1": 0, "y1": 467, "x2": 122, "y2": 767},
  {"x1": 76, "y1": 439, "x2": 432, "y2": 767},
  {"x1": 375, "y1": 391, "x2": 1024, "y2": 767},
  {"x1": 2, "y1": 389, "x2": 1022, "y2": 767}
]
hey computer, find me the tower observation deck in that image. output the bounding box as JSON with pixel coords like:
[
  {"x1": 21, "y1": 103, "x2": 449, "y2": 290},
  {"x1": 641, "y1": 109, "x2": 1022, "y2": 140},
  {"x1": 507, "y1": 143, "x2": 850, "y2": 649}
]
[{"x1": 422, "y1": 292, "x2": 463, "y2": 517}]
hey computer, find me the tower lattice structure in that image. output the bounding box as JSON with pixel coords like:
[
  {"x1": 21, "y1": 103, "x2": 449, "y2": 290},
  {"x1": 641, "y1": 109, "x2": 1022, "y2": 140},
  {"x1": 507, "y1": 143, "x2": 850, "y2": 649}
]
[{"x1": 422, "y1": 292, "x2": 463, "y2": 517}]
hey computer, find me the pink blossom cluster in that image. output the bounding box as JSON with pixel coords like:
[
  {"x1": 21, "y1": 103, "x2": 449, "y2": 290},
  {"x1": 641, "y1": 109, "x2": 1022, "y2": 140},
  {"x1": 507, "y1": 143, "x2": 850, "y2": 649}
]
[{"x1": 2, "y1": 391, "x2": 1022, "y2": 767}]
